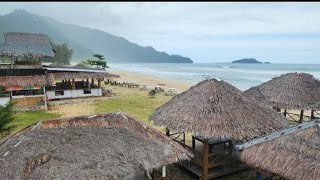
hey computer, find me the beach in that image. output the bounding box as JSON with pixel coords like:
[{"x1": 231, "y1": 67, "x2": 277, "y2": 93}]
[{"x1": 108, "y1": 68, "x2": 193, "y2": 92}]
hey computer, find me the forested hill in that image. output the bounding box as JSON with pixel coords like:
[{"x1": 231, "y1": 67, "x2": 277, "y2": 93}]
[{"x1": 0, "y1": 9, "x2": 193, "y2": 63}]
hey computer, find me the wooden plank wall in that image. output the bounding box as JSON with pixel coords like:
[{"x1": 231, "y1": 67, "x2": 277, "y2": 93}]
[{"x1": 12, "y1": 96, "x2": 45, "y2": 107}]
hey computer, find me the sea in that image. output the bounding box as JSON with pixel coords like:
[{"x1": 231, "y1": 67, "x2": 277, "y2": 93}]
[{"x1": 109, "y1": 63, "x2": 320, "y2": 91}]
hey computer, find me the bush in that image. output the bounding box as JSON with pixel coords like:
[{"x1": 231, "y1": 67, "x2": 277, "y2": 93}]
[
  {"x1": 149, "y1": 89, "x2": 156, "y2": 98},
  {"x1": 0, "y1": 101, "x2": 14, "y2": 137}
]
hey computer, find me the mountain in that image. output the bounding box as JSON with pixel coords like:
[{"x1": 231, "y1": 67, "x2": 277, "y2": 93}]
[
  {"x1": 232, "y1": 58, "x2": 262, "y2": 64},
  {"x1": 0, "y1": 9, "x2": 193, "y2": 63}
]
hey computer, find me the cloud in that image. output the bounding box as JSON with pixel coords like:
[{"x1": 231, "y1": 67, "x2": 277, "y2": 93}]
[{"x1": 0, "y1": 2, "x2": 320, "y2": 63}]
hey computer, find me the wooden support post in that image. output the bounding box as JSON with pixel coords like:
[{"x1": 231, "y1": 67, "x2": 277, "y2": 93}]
[
  {"x1": 91, "y1": 78, "x2": 95, "y2": 86},
  {"x1": 162, "y1": 166, "x2": 166, "y2": 178},
  {"x1": 272, "y1": 106, "x2": 280, "y2": 112},
  {"x1": 300, "y1": 110, "x2": 304, "y2": 123},
  {"x1": 283, "y1": 109, "x2": 287, "y2": 117},
  {"x1": 192, "y1": 136, "x2": 195, "y2": 149},
  {"x1": 183, "y1": 132, "x2": 186, "y2": 145},
  {"x1": 165, "y1": 127, "x2": 170, "y2": 137},
  {"x1": 72, "y1": 78, "x2": 75, "y2": 90},
  {"x1": 201, "y1": 138, "x2": 209, "y2": 180},
  {"x1": 87, "y1": 78, "x2": 90, "y2": 88},
  {"x1": 98, "y1": 79, "x2": 101, "y2": 88},
  {"x1": 256, "y1": 171, "x2": 262, "y2": 180},
  {"x1": 311, "y1": 110, "x2": 315, "y2": 119},
  {"x1": 43, "y1": 86, "x2": 47, "y2": 111}
]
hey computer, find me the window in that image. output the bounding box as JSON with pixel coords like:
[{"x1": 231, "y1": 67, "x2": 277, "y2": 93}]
[
  {"x1": 83, "y1": 89, "x2": 91, "y2": 94},
  {"x1": 55, "y1": 90, "x2": 64, "y2": 96}
]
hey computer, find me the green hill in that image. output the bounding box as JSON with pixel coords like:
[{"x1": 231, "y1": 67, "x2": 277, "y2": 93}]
[
  {"x1": 0, "y1": 9, "x2": 193, "y2": 63},
  {"x1": 232, "y1": 58, "x2": 262, "y2": 64}
]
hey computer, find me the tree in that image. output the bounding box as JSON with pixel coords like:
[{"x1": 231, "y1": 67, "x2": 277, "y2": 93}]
[
  {"x1": 43, "y1": 39, "x2": 73, "y2": 65},
  {"x1": 0, "y1": 101, "x2": 14, "y2": 137},
  {"x1": 80, "y1": 54, "x2": 109, "y2": 69},
  {"x1": 93, "y1": 54, "x2": 106, "y2": 61}
]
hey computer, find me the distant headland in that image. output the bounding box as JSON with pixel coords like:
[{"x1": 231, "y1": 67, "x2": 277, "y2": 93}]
[{"x1": 232, "y1": 58, "x2": 271, "y2": 64}]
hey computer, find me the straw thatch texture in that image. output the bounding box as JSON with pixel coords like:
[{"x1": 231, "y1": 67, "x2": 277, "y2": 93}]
[
  {"x1": 239, "y1": 123, "x2": 320, "y2": 180},
  {"x1": 0, "y1": 112, "x2": 192, "y2": 180},
  {"x1": 0, "y1": 73, "x2": 54, "y2": 87},
  {"x1": 0, "y1": 32, "x2": 54, "y2": 57},
  {"x1": 150, "y1": 79, "x2": 288, "y2": 141},
  {"x1": 244, "y1": 72, "x2": 320, "y2": 109},
  {"x1": 52, "y1": 72, "x2": 119, "y2": 81},
  {"x1": 48, "y1": 63, "x2": 105, "y2": 71}
]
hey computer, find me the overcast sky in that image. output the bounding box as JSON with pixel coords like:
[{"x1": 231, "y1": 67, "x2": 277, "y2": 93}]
[{"x1": 1, "y1": 2, "x2": 320, "y2": 63}]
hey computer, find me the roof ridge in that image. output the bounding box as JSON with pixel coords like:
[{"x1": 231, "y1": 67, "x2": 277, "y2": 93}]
[{"x1": 235, "y1": 119, "x2": 320, "y2": 150}]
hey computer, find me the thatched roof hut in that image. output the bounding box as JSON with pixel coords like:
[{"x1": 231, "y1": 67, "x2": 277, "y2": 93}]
[
  {"x1": 244, "y1": 72, "x2": 320, "y2": 109},
  {"x1": 45, "y1": 63, "x2": 120, "y2": 80},
  {"x1": 0, "y1": 32, "x2": 54, "y2": 58},
  {"x1": 0, "y1": 112, "x2": 192, "y2": 179},
  {"x1": 0, "y1": 73, "x2": 54, "y2": 87},
  {"x1": 51, "y1": 72, "x2": 119, "y2": 81},
  {"x1": 237, "y1": 120, "x2": 320, "y2": 180},
  {"x1": 150, "y1": 79, "x2": 288, "y2": 141}
]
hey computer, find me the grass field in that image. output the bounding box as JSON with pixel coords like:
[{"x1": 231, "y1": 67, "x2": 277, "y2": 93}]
[
  {"x1": 10, "y1": 111, "x2": 60, "y2": 133},
  {"x1": 5, "y1": 84, "x2": 171, "y2": 138},
  {"x1": 95, "y1": 84, "x2": 172, "y2": 127}
]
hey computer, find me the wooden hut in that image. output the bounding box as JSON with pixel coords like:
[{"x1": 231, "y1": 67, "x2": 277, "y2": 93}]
[
  {"x1": 150, "y1": 78, "x2": 288, "y2": 180},
  {"x1": 44, "y1": 63, "x2": 119, "y2": 100},
  {"x1": 0, "y1": 112, "x2": 192, "y2": 180},
  {"x1": 0, "y1": 32, "x2": 54, "y2": 110},
  {"x1": 244, "y1": 72, "x2": 320, "y2": 122},
  {"x1": 236, "y1": 120, "x2": 320, "y2": 180}
]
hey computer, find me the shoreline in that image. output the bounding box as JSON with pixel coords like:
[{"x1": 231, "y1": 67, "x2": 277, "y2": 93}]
[{"x1": 107, "y1": 68, "x2": 193, "y2": 92}]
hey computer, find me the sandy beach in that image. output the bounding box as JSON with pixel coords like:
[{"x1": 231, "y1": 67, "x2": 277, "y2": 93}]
[{"x1": 108, "y1": 68, "x2": 193, "y2": 92}]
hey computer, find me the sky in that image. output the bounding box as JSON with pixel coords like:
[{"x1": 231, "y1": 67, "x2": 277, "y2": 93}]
[{"x1": 0, "y1": 2, "x2": 320, "y2": 63}]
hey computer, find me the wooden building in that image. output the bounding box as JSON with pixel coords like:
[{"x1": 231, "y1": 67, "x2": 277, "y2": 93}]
[
  {"x1": 44, "y1": 63, "x2": 119, "y2": 100},
  {"x1": 0, "y1": 32, "x2": 119, "y2": 110},
  {"x1": 0, "y1": 32, "x2": 54, "y2": 110}
]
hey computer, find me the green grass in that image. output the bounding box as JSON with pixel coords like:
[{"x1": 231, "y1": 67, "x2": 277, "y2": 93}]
[
  {"x1": 2, "y1": 84, "x2": 172, "y2": 138},
  {"x1": 9, "y1": 111, "x2": 60, "y2": 134},
  {"x1": 95, "y1": 85, "x2": 172, "y2": 127}
]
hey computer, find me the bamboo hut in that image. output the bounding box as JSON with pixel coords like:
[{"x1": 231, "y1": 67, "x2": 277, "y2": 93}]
[
  {"x1": 150, "y1": 78, "x2": 288, "y2": 180},
  {"x1": 0, "y1": 32, "x2": 54, "y2": 110},
  {"x1": 0, "y1": 112, "x2": 192, "y2": 180},
  {"x1": 244, "y1": 72, "x2": 320, "y2": 122},
  {"x1": 236, "y1": 120, "x2": 320, "y2": 180}
]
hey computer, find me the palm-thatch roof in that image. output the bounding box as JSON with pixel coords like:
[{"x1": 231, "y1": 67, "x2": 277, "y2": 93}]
[
  {"x1": 150, "y1": 78, "x2": 288, "y2": 141},
  {"x1": 0, "y1": 32, "x2": 54, "y2": 58},
  {"x1": 0, "y1": 112, "x2": 192, "y2": 180},
  {"x1": 237, "y1": 120, "x2": 320, "y2": 180},
  {"x1": 45, "y1": 63, "x2": 120, "y2": 80},
  {"x1": 244, "y1": 72, "x2": 320, "y2": 109},
  {"x1": 51, "y1": 72, "x2": 119, "y2": 81},
  {"x1": 0, "y1": 73, "x2": 54, "y2": 87}
]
